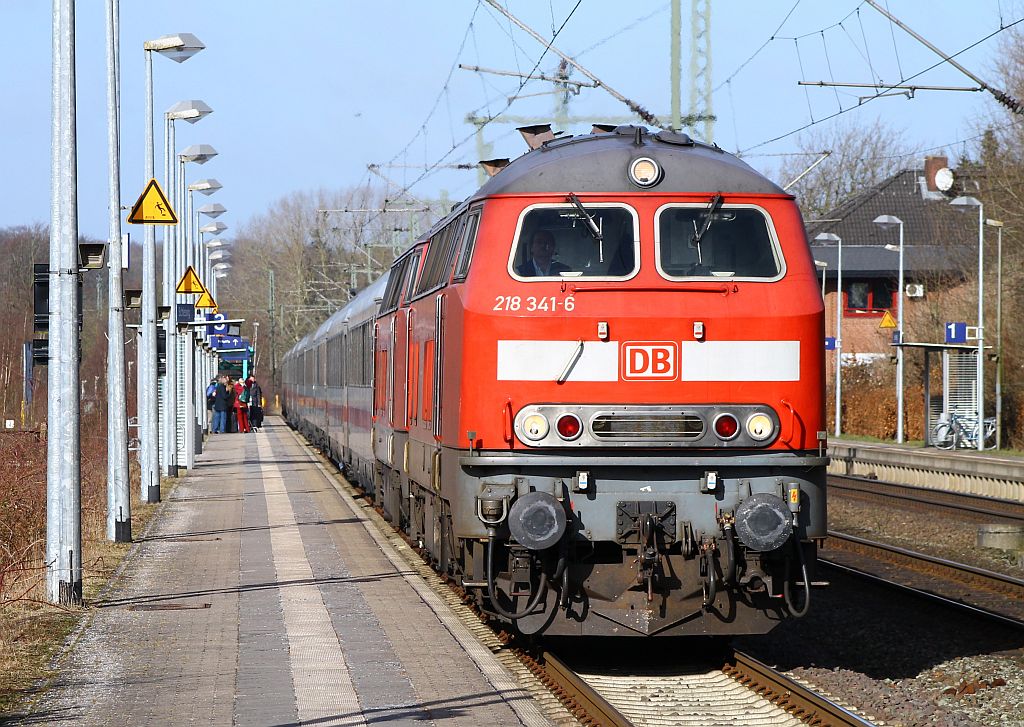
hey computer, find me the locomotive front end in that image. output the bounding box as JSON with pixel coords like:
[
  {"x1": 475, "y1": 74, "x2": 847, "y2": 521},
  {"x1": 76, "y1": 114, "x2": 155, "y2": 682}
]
[{"x1": 451, "y1": 129, "x2": 827, "y2": 637}]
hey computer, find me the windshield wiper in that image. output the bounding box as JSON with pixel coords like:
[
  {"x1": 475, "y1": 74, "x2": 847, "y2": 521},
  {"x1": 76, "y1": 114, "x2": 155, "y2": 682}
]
[
  {"x1": 690, "y1": 193, "x2": 723, "y2": 251},
  {"x1": 687, "y1": 193, "x2": 723, "y2": 274},
  {"x1": 567, "y1": 193, "x2": 605, "y2": 263}
]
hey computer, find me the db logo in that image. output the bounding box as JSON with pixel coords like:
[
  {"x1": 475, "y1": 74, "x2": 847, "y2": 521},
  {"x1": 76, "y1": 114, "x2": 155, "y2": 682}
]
[{"x1": 622, "y1": 342, "x2": 677, "y2": 380}]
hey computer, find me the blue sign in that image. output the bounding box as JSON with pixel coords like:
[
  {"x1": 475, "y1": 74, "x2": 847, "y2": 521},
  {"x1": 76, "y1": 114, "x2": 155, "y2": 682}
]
[
  {"x1": 945, "y1": 322, "x2": 967, "y2": 344},
  {"x1": 206, "y1": 312, "x2": 227, "y2": 337},
  {"x1": 892, "y1": 331, "x2": 902, "y2": 345},
  {"x1": 211, "y1": 335, "x2": 247, "y2": 351},
  {"x1": 824, "y1": 337, "x2": 836, "y2": 351},
  {"x1": 176, "y1": 303, "x2": 195, "y2": 324}
]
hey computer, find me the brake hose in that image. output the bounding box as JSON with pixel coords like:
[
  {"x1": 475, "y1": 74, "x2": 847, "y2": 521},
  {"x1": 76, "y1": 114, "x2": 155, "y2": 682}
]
[
  {"x1": 783, "y1": 540, "x2": 811, "y2": 617},
  {"x1": 486, "y1": 535, "x2": 549, "y2": 620}
]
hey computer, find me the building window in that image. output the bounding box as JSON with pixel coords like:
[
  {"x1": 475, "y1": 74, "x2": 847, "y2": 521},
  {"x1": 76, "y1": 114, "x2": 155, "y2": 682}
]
[{"x1": 844, "y1": 280, "x2": 894, "y2": 316}]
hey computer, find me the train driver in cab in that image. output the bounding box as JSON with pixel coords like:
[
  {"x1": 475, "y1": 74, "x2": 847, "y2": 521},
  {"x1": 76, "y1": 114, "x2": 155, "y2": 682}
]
[{"x1": 516, "y1": 230, "x2": 570, "y2": 277}]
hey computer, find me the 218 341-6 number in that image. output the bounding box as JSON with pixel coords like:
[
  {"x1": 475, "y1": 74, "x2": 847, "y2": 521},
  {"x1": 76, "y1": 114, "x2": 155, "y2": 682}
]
[{"x1": 493, "y1": 295, "x2": 575, "y2": 312}]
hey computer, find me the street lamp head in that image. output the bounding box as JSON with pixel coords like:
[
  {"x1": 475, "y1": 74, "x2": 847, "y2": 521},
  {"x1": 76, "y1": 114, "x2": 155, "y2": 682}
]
[
  {"x1": 815, "y1": 232, "x2": 841, "y2": 244},
  {"x1": 873, "y1": 214, "x2": 903, "y2": 231},
  {"x1": 198, "y1": 203, "x2": 227, "y2": 218},
  {"x1": 206, "y1": 239, "x2": 230, "y2": 249},
  {"x1": 883, "y1": 244, "x2": 900, "y2": 252},
  {"x1": 199, "y1": 221, "x2": 228, "y2": 235},
  {"x1": 212, "y1": 261, "x2": 232, "y2": 271},
  {"x1": 143, "y1": 33, "x2": 205, "y2": 63},
  {"x1": 188, "y1": 178, "x2": 222, "y2": 196},
  {"x1": 950, "y1": 195, "x2": 981, "y2": 210},
  {"x1": 209, "y1": 250, "x2": 231, "y2": 261},
  {"x1": 180, "y1": 144, "x2": 218, "y2": 164},
  {"x1": 814, "y1": 260, "x2": 828, "y2": 269},
  {"x1": 166, "y1": 99, "x2": 213, "y2": 124},
  {"x1": 985, "y1": 219, "x2": 1005, "y2": 228}
]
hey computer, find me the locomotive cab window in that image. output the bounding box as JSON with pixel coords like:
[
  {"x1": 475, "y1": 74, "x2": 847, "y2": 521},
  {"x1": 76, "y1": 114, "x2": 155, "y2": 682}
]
[
  {"x1": 655, "y1": 203, "x2": 783, "y2": 280},
  {"x1": 510, "y1": 203, "x2": 638, "y2": 279}
]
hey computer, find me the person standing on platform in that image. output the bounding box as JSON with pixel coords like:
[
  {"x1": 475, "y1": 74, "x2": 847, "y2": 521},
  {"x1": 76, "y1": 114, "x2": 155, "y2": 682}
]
[
  {"x1": 246, "y1": 375, "x2": 264, "y2": 432},
  {"x1": 234, "y1": 377, "x2": 251, "y2": 433},
  {"x1": 211, "y1": 375, "x2": 234, "y2": 433},
  {"x1": 205, "y1": 377, "x2": 217, "y2": 431}
]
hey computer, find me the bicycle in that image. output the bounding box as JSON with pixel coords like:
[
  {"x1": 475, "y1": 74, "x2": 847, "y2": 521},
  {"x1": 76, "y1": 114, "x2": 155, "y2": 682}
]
[{"x1": 932, "y1": 412, "x2": 996, "y2": 450}]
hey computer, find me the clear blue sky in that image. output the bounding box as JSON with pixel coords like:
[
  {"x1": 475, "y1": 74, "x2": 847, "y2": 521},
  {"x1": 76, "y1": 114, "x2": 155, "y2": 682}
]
[{"x1": 1, "y1": 1, "x2": 1019, "y2": 241}]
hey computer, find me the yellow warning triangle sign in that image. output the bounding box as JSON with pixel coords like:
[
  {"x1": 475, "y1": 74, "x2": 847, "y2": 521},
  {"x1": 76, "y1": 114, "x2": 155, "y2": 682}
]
[
  {"x1": 194, "y1": 289, "x2": 217, "y2": 310},
  {"x1": 127, "y1": 178, "x2": 178, "y2": 224},
  {"x1": 879, "y1": 310, "x2": 898, "y2": 329},
  {"x1": 176, "y1": 265, "x2": 205, "y2": 294}
]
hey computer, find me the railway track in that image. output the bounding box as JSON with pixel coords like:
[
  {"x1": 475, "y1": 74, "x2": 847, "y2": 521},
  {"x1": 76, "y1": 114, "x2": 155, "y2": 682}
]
[
  {"x1": 311, "y1": 440, "x2": 877, "y2": 726},
  {"x1": 829, "y1": 473, "x2": 1024, "y2": 523},
  {"x1": 530, "y1": 647, "x2": 875, "y2": 726},
  {"x1": 822, "y1": 530, "x2": 1024, "y2": 627}
]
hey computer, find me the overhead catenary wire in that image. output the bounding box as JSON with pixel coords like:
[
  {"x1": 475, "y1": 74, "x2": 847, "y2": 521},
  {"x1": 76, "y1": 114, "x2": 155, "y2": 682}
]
[
  {"x1": 360, "y1": 0, "x2": 585, "y2": 233},
  {"x1": 738, "y1": 17, "x2": 1024, "y2": 155}
]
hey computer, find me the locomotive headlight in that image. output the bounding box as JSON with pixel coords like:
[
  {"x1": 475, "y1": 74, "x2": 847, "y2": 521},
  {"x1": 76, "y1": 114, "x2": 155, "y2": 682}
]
[
  {"x1": 746, "y1": 413, "x2": 775, "y2": 442},
  {"x1": 521, "y1": 413, "x2": 550, "y2": 441},
  {"x1": 628, "y1": 157, "x2": 662, "y2": 187}
]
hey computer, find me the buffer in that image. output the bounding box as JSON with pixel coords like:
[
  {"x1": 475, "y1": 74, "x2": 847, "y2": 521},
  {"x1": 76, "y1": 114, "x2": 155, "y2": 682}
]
[
  {"x1": 128, "y1": 178, "x2": 178, "y2": 224},
  {"x1": 176, "y1": 265, "x2": 205, "y2": 294}
]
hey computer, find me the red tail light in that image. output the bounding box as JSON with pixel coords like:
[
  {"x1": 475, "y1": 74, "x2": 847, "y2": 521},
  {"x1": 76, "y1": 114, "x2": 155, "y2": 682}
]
[
  {"x1": 713, "y1": 413, "x2": 739, "y2": 440},
  {"x1": 556, "y1": 414, "x2": 582, "y2": 440}
]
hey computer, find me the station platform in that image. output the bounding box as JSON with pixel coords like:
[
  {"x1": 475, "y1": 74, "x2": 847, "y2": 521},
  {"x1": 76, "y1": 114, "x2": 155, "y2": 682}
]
[
  {"x1": 828, "y1": 438, "x2": 1024, "y2": 501},
  {"x1": 16, "y1": 419, "x2": 555, "y2": 726}
]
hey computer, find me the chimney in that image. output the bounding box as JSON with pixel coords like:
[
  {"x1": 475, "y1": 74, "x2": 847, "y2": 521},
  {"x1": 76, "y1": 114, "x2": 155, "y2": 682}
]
[{"x1": 924, "y1": 155, "x2": 948, "y2": 192}]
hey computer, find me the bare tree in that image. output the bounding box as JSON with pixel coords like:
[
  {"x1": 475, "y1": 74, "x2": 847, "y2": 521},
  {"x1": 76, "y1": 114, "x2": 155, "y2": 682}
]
[
  {"x1": 219, "y1": 185, "x2": 433, "y2": 391},
  {"x1": 777, "y1": 117, "x2": 911, "y2": 220}
]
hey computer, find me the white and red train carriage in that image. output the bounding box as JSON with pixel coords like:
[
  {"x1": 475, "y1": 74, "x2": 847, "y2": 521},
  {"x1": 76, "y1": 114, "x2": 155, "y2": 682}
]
[{"x1": 283, "y1": 124, "x2": 826, "y2": 637}]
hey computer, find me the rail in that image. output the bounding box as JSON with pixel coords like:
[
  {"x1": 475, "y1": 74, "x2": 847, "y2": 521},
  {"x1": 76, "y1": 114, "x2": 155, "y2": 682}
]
[{"x1": 829, "y1": 474, "x2": 1024, "y2": 523}]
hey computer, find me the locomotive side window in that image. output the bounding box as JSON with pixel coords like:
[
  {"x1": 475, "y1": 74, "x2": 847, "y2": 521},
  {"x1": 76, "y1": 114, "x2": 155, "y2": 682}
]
[
  {"x1": 510, "y1": 203, "x2": 638, "y2": 279},
  {"x1": 379, "y1": 259, "x2": 409, "y2": 315},
  {"x1": 404, "y1": 249, "x2": 423, "y2": 301},
  {"x1": 452, "y1": 210, "x2": 481, "y2": 282},
  {"x1": 414, "y1": 217, "x2": 463, "y2": 297},
  {"x1": 655, "y1": 204, "x2": 782, "y2": 280}
]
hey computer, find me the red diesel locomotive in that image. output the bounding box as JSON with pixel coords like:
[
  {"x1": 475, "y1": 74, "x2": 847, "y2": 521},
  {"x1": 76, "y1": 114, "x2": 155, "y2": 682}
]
[{"x1": 283, "y1": 124, "x2": 826, "y2": 637}]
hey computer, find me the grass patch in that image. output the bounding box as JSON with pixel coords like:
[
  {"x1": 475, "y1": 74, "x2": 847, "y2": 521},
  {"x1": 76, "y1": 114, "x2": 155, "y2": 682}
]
[{"x1": 0, "y1": 477, "x2": 173, "y2": 716}]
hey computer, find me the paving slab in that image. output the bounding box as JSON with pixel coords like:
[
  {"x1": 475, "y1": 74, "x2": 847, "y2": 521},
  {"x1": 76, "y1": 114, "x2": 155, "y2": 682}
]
[{"x1": 10, "y1": 418, "x2": 552, "y2": 727}]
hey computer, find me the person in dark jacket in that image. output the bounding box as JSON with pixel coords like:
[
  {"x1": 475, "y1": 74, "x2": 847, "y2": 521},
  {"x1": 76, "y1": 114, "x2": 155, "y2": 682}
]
[
  {"x1": 246, "y1": 375, "x2": 264, "y2": 432},
  {"x1": 211, "y1": 375, "x2": 235, "y2": 433}
]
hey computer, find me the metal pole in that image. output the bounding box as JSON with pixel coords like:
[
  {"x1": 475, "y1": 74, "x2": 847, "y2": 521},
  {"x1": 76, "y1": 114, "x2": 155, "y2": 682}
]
[
  {"x1": 996, "y1": 225, "x2": 1003, "y2": 449},
  {"x1": 976, "y1": 206, "x2": 984, "y2": 451},
  {"x1": 183, "y1": 188, "x2": 196, "y2": 468},
  {"x1": 896, "y1": 221, "x2": 904, "y2": 444},
  {"x1": 670, "y1": 0, "x2": 680, "y2": 130},
  {"x1": 835, "y1": 235, "x2": 843, "y2": 438},
  {"x1": 162, "y1": 115, "x2": 178, "y2": 476},
  {"x1": 105, "y1": 0, "x2": 130, "y2": 542},
  {"x1": 141, "y1": 48, "x2": 160, "y2": 502},
  {"x1": 47, "y1": 0, "x2": 82, "y2": 604}
]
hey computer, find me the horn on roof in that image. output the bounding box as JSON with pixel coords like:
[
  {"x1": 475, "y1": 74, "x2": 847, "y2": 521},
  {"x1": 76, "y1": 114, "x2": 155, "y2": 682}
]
[
  {"x1": 517, "y1": 124, "x2": 555, "y2": 150},
  {"x1": 479, "y1": 158, "x2": 511, "y2": 177},
  {"x1": 591, "y1": 124, "x2": 617, "y2": 134}
]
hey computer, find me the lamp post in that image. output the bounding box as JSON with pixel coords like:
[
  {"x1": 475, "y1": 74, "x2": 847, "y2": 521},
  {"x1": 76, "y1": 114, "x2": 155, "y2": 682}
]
[
  {"x1": 874, "y1": 215, "x2": 905, "y2": 443},
  {"x1": 986, "y1": 218, "x2": 1004, "y2": 449},
  {"x1": 950, "y1": 195, "x2": 985, "y2": 451},
  {"x1": 815, "y1": 260, "x2": 828, "y2": 301},
  {"x1": 141, "y1": 32, "x2": 203, "y2": 503},
  {"x1": 193, "y1": 205, "x2": 225, "y2": 438},
  {"x1": 172, "y1": 154, "x2": 216, "y2": 470},
  {"x1": 161, "y1": 100, "x2": 211, "y2": 478},
  {"x1": 816, "y1": 232, "x2": 843, "y2": 437}
]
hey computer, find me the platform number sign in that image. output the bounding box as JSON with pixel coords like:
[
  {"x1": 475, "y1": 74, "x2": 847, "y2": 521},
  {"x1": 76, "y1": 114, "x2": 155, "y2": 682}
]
[
  {"x1": 206, "y1": 312, "x2": 228, "y2": 337},
  {"x1": 824, "y1": 337, "x2": 836, "y2": 351},
  {"x1": 945, "y1": 322, "x2": 968, "y2": 345}
]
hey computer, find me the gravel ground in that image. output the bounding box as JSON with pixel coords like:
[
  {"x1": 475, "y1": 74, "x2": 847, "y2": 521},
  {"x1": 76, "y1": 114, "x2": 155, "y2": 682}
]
[
  {"x1": 735, "y1": 493, "x2": 1024, "y2": 726},
  {"x1": 828, "y1": 495, "x2": 1024, "y2": 578}
]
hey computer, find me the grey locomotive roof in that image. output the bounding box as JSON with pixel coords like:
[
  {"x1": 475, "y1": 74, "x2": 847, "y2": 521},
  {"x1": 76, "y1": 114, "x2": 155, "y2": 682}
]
[{"x1": 472, "y1": 126, "x2": 785, "y2": 197}]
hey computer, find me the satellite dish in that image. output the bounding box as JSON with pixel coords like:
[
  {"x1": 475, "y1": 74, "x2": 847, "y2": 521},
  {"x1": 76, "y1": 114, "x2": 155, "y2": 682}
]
[{"x1": 935, "y1": 167, "x2": 954, "y2": 192}]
